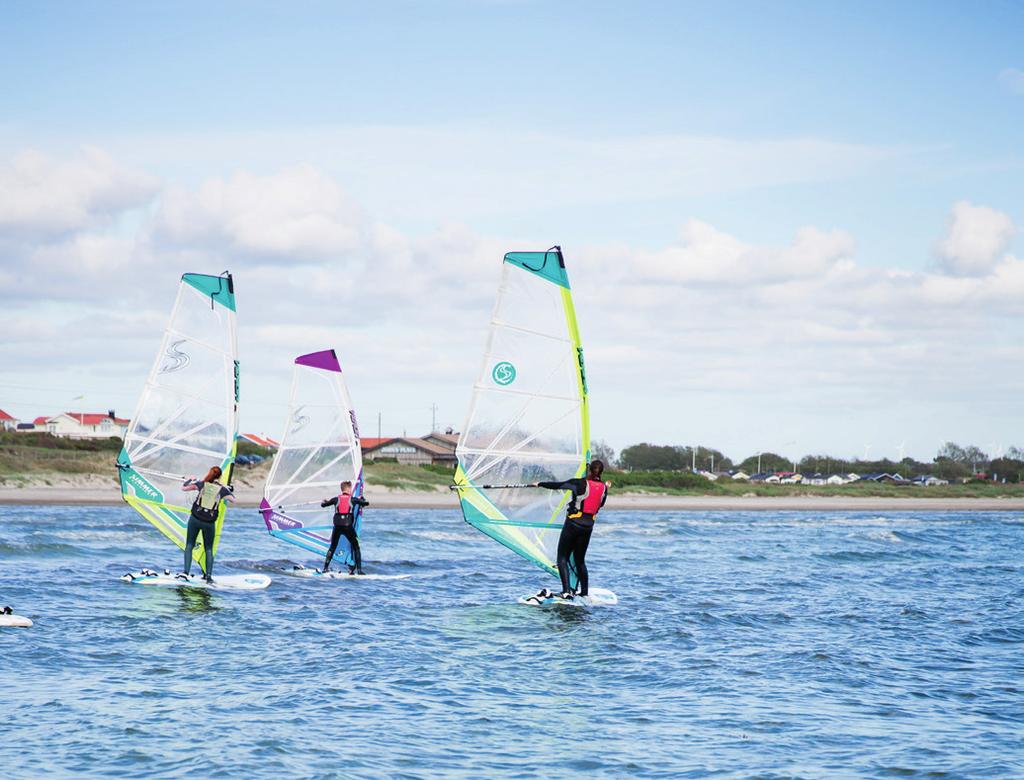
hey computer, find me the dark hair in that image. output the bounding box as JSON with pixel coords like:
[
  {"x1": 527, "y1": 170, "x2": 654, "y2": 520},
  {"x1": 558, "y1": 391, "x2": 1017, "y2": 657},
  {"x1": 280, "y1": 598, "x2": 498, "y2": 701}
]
[
  {"x1": 588, "y1": 460, "x2": 604, "y2": 479},
  {"x1": 340, "y1": 481, "x2": 352, "y2": 492},
  {"x1": 203, "y1": 466, "x2": 223, "y2": 483}
]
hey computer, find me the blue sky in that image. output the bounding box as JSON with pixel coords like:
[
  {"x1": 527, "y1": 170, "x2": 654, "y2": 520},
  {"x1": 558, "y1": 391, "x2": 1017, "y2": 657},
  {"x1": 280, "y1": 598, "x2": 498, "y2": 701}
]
[{"x1": 1, "y1": 1, "x2": 1022, "y2": 462}]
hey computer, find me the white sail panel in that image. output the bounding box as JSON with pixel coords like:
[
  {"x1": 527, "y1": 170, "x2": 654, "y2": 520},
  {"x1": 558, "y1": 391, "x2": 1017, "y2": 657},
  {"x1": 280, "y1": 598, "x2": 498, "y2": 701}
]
[
  {"x1": 117, "y1": 272, "x2": 239, "y2": 573},
  {"x1": 260, "y1": 350, "x2": 364, "y2": 564},
  {"x1": 454, "y1": 248, "x2": 590, "y2": 580}
]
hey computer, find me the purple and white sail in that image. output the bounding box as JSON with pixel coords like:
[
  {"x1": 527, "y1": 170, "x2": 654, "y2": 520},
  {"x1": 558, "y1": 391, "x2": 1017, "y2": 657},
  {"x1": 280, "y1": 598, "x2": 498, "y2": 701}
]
[{"x1": 260, "y1": 349, "x2": 364, "y2": 563}]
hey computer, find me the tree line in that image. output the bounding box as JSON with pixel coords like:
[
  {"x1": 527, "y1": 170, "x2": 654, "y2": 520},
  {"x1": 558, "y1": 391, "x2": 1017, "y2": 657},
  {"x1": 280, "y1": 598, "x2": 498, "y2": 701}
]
[{"x1": 592, "y1": 440, "x2": 1024, "y2": 483}]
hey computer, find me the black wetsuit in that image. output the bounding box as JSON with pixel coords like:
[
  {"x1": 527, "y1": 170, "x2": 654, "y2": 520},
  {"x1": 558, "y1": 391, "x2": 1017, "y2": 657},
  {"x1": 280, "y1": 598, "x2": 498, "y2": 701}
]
[
  {"x1": 320, "y1": 494, "x2": 370, "y2": 572},
  {"x1": 183, "y1": 480, "x2": 233, "y2": 580},
  {"x1": 537, "y1": 477, "x2": 608, "y2": 596}
]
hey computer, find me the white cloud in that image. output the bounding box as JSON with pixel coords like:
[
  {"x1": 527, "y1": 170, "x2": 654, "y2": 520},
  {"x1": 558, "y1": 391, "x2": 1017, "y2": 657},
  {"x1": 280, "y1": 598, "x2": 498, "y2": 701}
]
[
  {"x1": 998, "y1": 67, "x2": 1024, "y2": 95},
  {"x1": 0, "y1": 147, "x2": 157, "y2": 239},
  {"x1": 619, "y1": 219, "x2": 854, "y2": 286},
  {"x1": 1, "y1": 147, "x2": 1021, "y2": 459},
  {"x1": 95, "y1": 126, "x2": 906, "y2": 226},
  {"x1": 934, "y1": 200, "x2": 1016, "y2": 276},
  {"x1": 151, "y1": 165, "x2": 366, "y2": 261}
]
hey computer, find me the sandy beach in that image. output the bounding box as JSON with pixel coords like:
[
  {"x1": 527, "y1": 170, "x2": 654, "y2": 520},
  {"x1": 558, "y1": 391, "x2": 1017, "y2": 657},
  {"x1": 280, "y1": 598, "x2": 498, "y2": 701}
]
[{"x1": 2, "y1": 482, "x2": 1024, "y2": 511}]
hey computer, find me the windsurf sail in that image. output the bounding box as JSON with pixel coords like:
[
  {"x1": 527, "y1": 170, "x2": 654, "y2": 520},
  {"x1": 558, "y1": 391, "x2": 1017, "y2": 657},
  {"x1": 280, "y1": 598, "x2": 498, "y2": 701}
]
[
  {"x1": 117, "y1": 272, "x2": 239, "y2": 574},
  {"x1": 453, "y1": 247, "x2": 590, "y2": 586},
  {"x1": 259, "y1": 349, "x2": 364, "y2": 565}
]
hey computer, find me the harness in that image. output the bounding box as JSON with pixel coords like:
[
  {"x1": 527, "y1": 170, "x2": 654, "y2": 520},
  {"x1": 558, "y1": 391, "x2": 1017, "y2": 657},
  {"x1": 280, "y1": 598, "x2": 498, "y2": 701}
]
[
  {"x1": 567, "y1": 479, "x2": 606, "y2": 519},
  {"x1": 335, "y1": 493, "x2": 353, "y2": 515},
  {"x1": 191, "y1": 481, "x2": 221, "y2": 522}
]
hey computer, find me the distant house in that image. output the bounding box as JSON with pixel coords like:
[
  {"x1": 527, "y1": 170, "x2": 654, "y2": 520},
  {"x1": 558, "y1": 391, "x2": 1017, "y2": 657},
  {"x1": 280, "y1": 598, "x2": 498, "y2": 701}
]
[
  {"x1": 42, "y1": 411, "x2": 130, "y2": 439},
  {"x1": 422, "y1": 431, "x2": 459, "y2": 452},
  {"x1": 859, "y1": 472, "x2": 908, "y2": 484},
  {"x1": 846, "y1": 473, "x2": 861, "y2": 482},
  {"x1": 729, "y1": 470, "x2": 750, "y2": 481},
  {"x1": 699, "y1": 470, "x2": 719, "y2": 481},
  {"x1": 777, "y1": 471, "x2": 802, "y2": 484},
  {"x1": 800, "y1": 473, "x2": 827, "y2": 486},
  {"x1": 826, "y1": 474, "x2": 847, "y2": 486},
  {"x1": 748, "y1": 472, "x2": 773, "y2": 483},
  {"x1": 14, "y1": 415, "x2": 50, "y2": 433},
  {"x1": 240, "y1": 433, "x2": 279, "y2": 449},
  {"x1": 911, "y1": 475, "x2": 949, "y2": 486},
  {"x1": 0, "y1": 409, "x2": 16, "y2": 431},
  {"x1": 362, "y1": 435, "x2": 457, "y2": 466}
]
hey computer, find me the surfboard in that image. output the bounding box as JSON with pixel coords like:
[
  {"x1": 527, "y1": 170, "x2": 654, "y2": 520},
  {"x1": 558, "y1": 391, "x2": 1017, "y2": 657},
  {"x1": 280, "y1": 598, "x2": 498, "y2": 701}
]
[
  {"x1": 518, "y1": 587, "x2": 618, "y2": 608},
  {"x1": 0, "y1": 610, "x2": 32, "y2": 628},
  {"x1": 120, "y1": 569, "x2": 271, "y2": 590},
  {"x1": 282, "y1": 565, "x2": 410, "y2": 581}
]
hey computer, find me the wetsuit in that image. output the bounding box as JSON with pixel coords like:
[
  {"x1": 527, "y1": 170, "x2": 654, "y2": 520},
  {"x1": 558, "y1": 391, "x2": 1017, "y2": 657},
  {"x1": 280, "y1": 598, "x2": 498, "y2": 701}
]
[
  {"x1": 537, "y1": 477, "x2": 608, "y2": 596},
  {"x1": 182, "y1": 479, "x2": 233, "y2": 580},
  {"x1": 321, "y1": 493, "x2": 370, "y2": 572}
]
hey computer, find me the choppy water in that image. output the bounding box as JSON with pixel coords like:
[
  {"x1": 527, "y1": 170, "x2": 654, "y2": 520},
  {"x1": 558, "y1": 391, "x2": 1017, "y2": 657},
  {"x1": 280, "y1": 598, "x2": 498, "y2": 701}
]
[{"x1": 2, "y1": 506, "x2": 1023, "y2": 778}]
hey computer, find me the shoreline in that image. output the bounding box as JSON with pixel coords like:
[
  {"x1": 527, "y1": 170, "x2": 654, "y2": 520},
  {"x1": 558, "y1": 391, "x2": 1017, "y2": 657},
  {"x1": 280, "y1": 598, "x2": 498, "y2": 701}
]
[{"x1": 2, "y1": 485, "x2": 1024, "y2": 511}]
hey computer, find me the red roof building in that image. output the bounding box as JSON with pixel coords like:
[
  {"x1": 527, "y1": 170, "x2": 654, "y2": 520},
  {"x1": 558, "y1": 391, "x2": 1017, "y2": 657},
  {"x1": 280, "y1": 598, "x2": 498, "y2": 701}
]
[
  {"x1": 64, "y1": 412, "x2": 130, "y2": 426},
  {"x1": 240, "y1": 433, "x2": 279, "y2": 448},
  {"x1": 359, "y1": 437, "x2": 393, "y2": 451}
]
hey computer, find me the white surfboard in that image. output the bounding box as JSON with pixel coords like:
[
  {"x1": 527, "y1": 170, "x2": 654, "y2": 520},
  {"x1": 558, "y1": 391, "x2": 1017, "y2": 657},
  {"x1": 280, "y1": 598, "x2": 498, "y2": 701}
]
[
  {"x1": 518, "y1": 587, "x2": 618, "y2": 608},
  {"x1": 283, "y1": 565, "x2": 410, "y2": 581},
  {"x1": 120, "y1": 569, "x2": 272, "y2": 590},
  {"x1": 0, "y1": 612, "x2": 32, "y2": 628}
]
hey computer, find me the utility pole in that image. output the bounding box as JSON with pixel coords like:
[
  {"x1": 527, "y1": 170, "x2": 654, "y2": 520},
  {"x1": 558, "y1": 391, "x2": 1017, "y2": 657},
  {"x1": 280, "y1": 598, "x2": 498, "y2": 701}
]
[
  {"x1": 757, "y1": 452, "x2": 762, "y2": 474},
  {"x1": 692, "y1": 446, "x2": 696, "y2": 473},
  {"x1": 431, "y1": 403, "x2": 437, "y2": 433},
  {"x1": 377, "y1": 411, "x2": 381, "y2": 441}
]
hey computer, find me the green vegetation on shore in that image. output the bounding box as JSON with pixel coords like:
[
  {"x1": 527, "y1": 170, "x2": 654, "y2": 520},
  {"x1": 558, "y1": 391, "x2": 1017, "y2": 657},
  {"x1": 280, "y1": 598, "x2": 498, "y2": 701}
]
[{"x1": 4, "y1": 433, "x2": 1024, "y2": 498}]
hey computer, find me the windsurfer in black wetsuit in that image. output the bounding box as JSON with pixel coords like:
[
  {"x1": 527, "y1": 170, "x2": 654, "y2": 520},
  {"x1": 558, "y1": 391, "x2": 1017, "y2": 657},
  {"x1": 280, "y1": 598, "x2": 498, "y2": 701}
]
[
  {"x1": 321, "y1": 480, "x2": 370, "y2": 574},
  {"x1": 536, "y1": 459, "x2": 610, "y2": 599},
  {"x1": 180, "y1": 466, "x2": 234, "y2": 583}
]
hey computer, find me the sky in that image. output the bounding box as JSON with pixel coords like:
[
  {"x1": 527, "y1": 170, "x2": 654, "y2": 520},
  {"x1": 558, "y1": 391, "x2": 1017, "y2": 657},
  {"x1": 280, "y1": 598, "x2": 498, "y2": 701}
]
[{"x1": 1, "y1": 0, "x2": 1022, "y2": 464}]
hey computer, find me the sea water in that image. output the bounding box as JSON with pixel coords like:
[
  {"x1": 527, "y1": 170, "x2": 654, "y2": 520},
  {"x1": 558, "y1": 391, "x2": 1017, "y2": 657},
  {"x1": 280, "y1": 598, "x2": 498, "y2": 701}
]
[{"x1": 1, "y1": 506, "x2": 1022, "y2": 778}]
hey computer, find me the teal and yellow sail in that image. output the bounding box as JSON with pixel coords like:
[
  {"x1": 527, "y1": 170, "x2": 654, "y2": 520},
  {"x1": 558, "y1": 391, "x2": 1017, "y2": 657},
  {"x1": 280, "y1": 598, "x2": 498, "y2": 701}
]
[
  {"x1": 117, "y1": 272, "x2": 239, "y2": 574},
  {"x1": 454, "y1": 247, "x2": 590, "y2": 582}
]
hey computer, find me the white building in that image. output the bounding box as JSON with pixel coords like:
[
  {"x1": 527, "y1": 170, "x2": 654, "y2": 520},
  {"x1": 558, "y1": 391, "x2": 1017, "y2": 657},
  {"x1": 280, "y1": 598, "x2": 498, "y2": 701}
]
[{"x1": 39, "y1": 411, "x2": 130, "y2": 439}]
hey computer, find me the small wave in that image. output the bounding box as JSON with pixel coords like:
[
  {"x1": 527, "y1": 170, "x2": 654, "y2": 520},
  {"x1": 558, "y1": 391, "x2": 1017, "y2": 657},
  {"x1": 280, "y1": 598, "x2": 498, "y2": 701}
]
[{"x1": 407, "y1": 530, "x2": 477, "y2": 542}]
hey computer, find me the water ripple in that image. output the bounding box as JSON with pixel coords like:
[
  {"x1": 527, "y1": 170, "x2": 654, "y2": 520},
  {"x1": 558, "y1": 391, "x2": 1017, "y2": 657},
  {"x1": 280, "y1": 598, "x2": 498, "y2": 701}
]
[{"x1": 1, "y1": 506, "x2": 1023, "y2": 777}]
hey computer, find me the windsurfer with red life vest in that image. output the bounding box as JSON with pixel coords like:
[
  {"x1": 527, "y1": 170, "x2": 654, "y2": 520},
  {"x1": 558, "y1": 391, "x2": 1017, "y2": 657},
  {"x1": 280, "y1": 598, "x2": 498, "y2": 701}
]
[
  {"x1": 320, "y1": 480, "x2": 370, "y2": 575},
  {"x1": 536, "y1": 459, "x2": 610, "y2": 599}
]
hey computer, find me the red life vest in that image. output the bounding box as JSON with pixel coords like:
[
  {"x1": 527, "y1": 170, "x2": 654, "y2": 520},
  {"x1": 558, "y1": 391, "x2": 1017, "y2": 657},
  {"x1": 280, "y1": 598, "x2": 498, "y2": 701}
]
[
  {"x1": 580, "y1": 479, "x2": 606, "y2": 515},
  {"x1": 336, "y1": 494, "x2": 352, "y2": 514}
]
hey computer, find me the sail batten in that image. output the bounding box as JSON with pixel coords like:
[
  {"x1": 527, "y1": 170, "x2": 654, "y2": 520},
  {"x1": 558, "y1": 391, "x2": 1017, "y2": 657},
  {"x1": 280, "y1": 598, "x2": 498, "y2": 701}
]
[
  {"x1": 118, "y1": 272, "x2": 239, "y2": 575},
  {"x1": 455, "y1": 248, "x2": 590, "y2": 582},
  {"x1": 261, "y1": 349, "x2": 364, "y2": 566}
]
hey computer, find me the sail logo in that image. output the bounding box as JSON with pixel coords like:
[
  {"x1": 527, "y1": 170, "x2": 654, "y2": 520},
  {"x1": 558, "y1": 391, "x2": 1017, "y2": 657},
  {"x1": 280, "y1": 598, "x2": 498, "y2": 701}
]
[
  {"x1": 576, "y1": 347, "x2": 588, "y2": 394},
  {"x1": 492, "y1": 361, "x2": 517, "y2": 386},
  {"x1": 158, "y1": 340, "x2": 190, "y2": 374},
  {"x1": 270, "y1": 511, "x2": 302, "y2": 531},
  {"x1": 126, "y1": 470, "x2": 161, "y2": 500},
  {"x1": 233, "y1": 360, "x2": 240, "y2": 403},
  {"x1": 290, "y1": 405, "x2": 310, "y2": 433}
]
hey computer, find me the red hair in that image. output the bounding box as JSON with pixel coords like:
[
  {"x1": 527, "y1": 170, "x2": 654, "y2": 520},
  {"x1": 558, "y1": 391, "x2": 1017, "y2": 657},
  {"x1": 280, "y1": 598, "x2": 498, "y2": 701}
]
[{"x1": 203, "y1": 466, "x2": 222, "y2": 483}]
